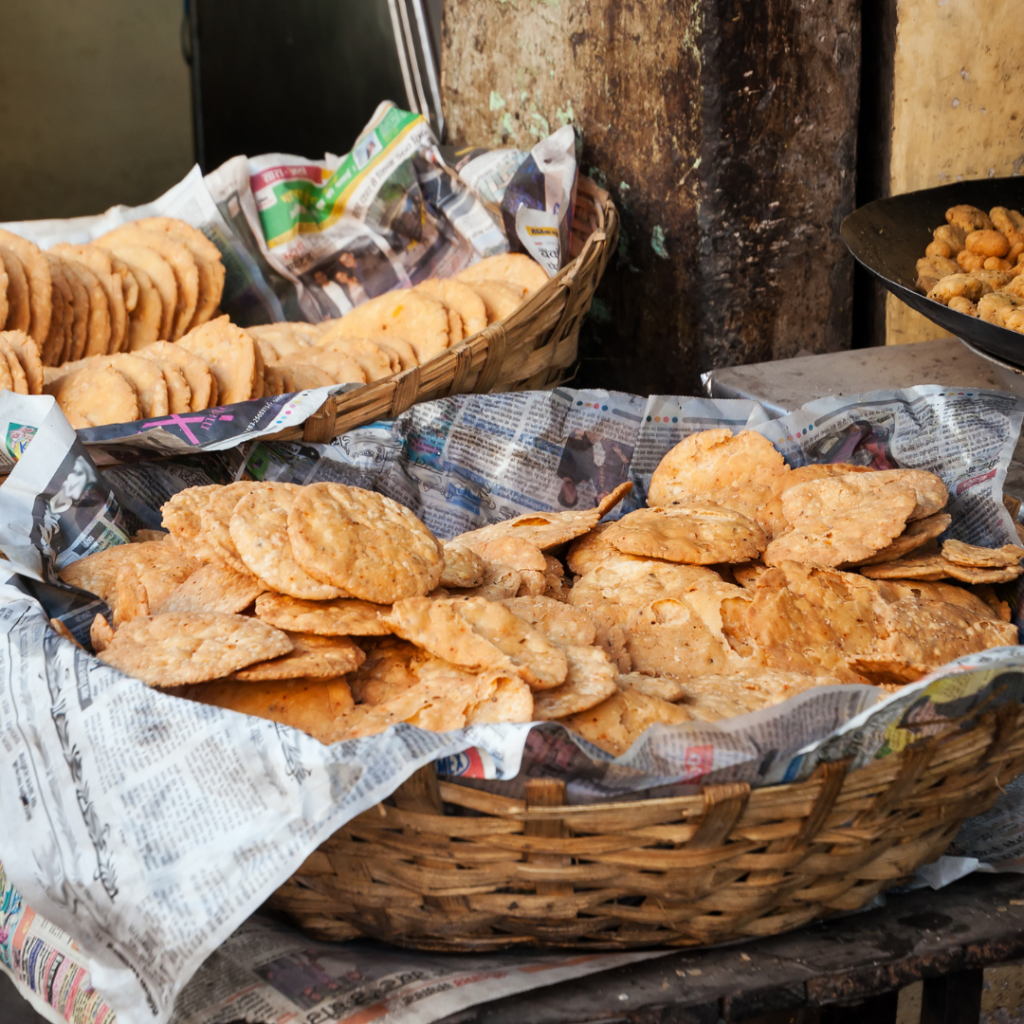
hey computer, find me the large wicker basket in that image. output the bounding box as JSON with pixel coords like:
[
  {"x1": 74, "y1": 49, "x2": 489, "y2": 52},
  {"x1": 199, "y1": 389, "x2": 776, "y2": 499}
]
[
  {"x1": 268, "y1": 700, "x2": 1024, "y2": 951},
  {"x1": 270, "y1": 177, "x2": 618, "y2": 447}
]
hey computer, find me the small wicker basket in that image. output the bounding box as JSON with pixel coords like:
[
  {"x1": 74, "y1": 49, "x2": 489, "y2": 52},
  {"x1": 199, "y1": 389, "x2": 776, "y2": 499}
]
[
  {"x1": 269, "y1": 701, "x2": 1024, "y2": 951},
  {"x1": 272, "y1": 177, "x2": 618, "y2": 447}
]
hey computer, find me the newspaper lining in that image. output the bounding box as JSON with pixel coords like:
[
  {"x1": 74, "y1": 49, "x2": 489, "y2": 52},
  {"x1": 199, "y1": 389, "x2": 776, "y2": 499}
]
[{"x1": 0, "y1": 384, "x2": 1023, "y2": 1024}]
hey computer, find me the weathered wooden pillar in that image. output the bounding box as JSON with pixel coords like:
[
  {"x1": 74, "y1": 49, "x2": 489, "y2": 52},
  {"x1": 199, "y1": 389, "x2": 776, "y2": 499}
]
[{"x1": 441, "y1": 0, "x2": 860, "y2": 394}]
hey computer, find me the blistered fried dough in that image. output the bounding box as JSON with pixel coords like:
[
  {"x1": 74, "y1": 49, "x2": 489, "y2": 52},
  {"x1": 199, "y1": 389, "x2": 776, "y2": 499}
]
[
  {"x1": 456, "y1": 252, "x2": 550, "y2": 297},
  {"x1": 457, "y1": 508, "x2": 601, "y2": 552},
  {"x1": 471, "y1": 536, "x2": 546, "y2": 573},
  {"x1": 991, "y1": 207, "x2": 1024, "y2": 238},
  {"x1": 314, "y1": 336, "x2": 392, "y2": 380},
  {"x1": 885, "y1": 468, "x2": 948, "y2": 520},
  {"x1": 500, "y1": 595, "x2": 597, "y2": 646},
  {"x1": 440, "y1": 543, "x2": 487, "y2": 588},
  {"x1": 178, "y1": 315, "x2": 257, "y2": 404},
  {"x1": 276, "y1": 364, "x2": 335, "y2": 392},
  {"x1": 288, "y1": 483, "x2": 443, "y2": 603},
  {"x1": 608, "y1": 505, "x2": 766, "y2": 564},
  {"x1": 465, "y1": 674, "x2": 535, "y2": 725},
  {"x1": 132, "y1": 217, "x2": 225, "y2": 330},
  {"x1": 850, "y1": 512, "x2": 952, "y2": 566},
  {"x1": 925, "y1": 239, "x2": 952, "y2": 259},
  {"x1": 648, "y1": 428, "x2": 789, "y2": 532},
  {"x1": 0, "y1": 247, "x2": 30, "y2": 333},
  {"x1": 0, "y1": 352, "x2": 15, "y2": 394},
  {"x1": 161, "y1": 484, "x2": 221, "y2": 549},
  {"x1": 49, "y1": 618, "x2": 84, "y2": 650},
  {"x1": 282, "y1": 346, "x2": 366, "y2": 384},
  {"x1": 415, "y1": 278, "x2": 489, "y2": 338},
  {"x1": 565, "y1": 522, "x2": 625, "y2": 576},
  {"x1": 0, "y1": 230, "x2": 51, "y2": 344},
  {"x1": 957, "y1": 249, "x2": 987, "y2": 273},
  {"x1": 137, "y1": 342, "x2": 213, "y2": 410},
  {"x1": 765, "y1": 472, "x2": 919, "y2": 566},
  {"x1": 916, "y1": 255, "x2": 959, "y2": 283},
  {"x1": 97, "y1": 224, "x2": 199, "y2": 339},
  {"x1": 75, "y1": 354, "x2": 169, "y2": 417},
  {"x1": 760, "y1": 462, "x2": 872, "y2": 537},
  {"x1": 327, "y1": 289, "x2": 450, "y2": 363},
  {"x1": 934, "y1": 224, "x2": 967, "y2": 255},
  {"x1": 66, "y1": 261, "x2": 111, "y2": 359},
  {"x1": 947, "y1": 204, "x2": 994, "y2": 234},
  {"x1": 103, "y1": 244, "x2": 176, "y2": 341},
  {"x1": 597, "y1": 481, "x2": 634, "y2": 518},
  {"x1": 198, "y1": 481, "x2": 260, "y2": 576},
  {"x1": 230, "y1": 483, "x2": 345, "y2": 600},
  {"x1": 460, "y1": 280, "x2": 521, "y2": 323},
  {"x1": 942, "y1": 539, "x2": 1024, "y2": 567},
  {"x1": 90, "y1": 614, "x2": 114, "y2": 653},
  {"x1": 741, "y1": 562, "x2": 884, "y2": 683},
  {"x1": 112, "y1": 563, "x2": 150, "y2": 627},
  {"x1": 0, "y1": 335, "x2": 28, "y2": 394},
  {"x1": 532, "y1": 644, "x2": 618, "y2": 720},
  {"x1": 59, "y1": 539, "x2": 199, "y2": 607},
  {"x1": 977, "y1": 291, "x2": 1023, "y2": 325},
  {"x1": 57, "y1": 257, "x2": 90, "y2": 362},
  {"x1": 234, "y1": 632, "x2": 365, "y2": 681},
  {"x1": 156, "y1": 561, "x2": 265, "y2": 615},
  {"x1": 49, "y1": 244, "x2": 123, "y2": 354},
  {"x1": 616, "y1": 672, "x2": 691, "y2": 702},
  {"x1": 255, "y1": 592, "x2": 391, "y2": 635},
  {"x1": 861, "y1": 551, "x2": 1024, "y2": 584},
  {"x1": 563, "y1": 688, "x2": 693, "y2": 758},
  {"x1": 122, "y1": 263, "x2": 161, "y2": 350},
  {"x1": 927, "y1": 273, "x2": 985, "y2": 304},
  {"x1": 188, "y1": 676, "x2": 356, "y2": 744},
  {"x1": 370, "y1": 335, "x2": 418, "y2": 371},
  {"x1": 674, "y1": 669, "x2": 825, "y2": 722},
  {"x1": 969, "y1": 269, "x2": 1012, "y2": 296},
  {"x1": 44, "y1": 363, "x2": 139, "y2": 428},
  {"x1": 847, "y1": 581, "x2": 1019, "y2": 685},
  {"x1": 40, "y1": 255, "x2": 70, "y2": 365},
  {"x1": 451, "y1": 562, "x2": 522, "y2": 600},
  {"x1": 966, "y1": 229, "x2": 1010, "y2": 258},
  {"x1": 99, "y1": 612, "x2": 291, "y2": 686}
]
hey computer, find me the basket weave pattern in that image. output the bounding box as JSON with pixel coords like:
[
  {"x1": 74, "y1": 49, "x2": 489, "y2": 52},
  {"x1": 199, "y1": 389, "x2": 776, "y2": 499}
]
[
  {"x1": 269, "y1": 703, "x2": 1024, "y2": 950},
  {"x1": 274, "y1": 179, "x2": 619, "y2": 447}
]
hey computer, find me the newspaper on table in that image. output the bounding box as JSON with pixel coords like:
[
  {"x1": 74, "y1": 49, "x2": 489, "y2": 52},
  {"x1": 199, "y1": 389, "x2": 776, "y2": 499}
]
[
  {"x1": 1, "y1": 384, "x2": 1024, "y2": 1024},
  {"x1": 2, "y1": 101, "x2": 577, "y2": 329}
]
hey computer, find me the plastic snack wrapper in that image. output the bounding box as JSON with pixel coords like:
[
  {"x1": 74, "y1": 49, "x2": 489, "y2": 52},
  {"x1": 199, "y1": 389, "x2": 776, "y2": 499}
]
[
  {"x1": 2, "y1": 102, "x2": 578, "y2": 328},
  {"x1": 1, "y1": 384, "x2": 1024, "y2": 1024}
]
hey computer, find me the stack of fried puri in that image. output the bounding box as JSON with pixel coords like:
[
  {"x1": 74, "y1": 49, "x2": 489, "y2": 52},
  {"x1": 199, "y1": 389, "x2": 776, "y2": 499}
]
[
  {"x1": 54, "y1": 427, "x2": 1021, "y2": 760},
  {"x1": 916, "y1": 204, "x2": 1024, "y2": 332}
]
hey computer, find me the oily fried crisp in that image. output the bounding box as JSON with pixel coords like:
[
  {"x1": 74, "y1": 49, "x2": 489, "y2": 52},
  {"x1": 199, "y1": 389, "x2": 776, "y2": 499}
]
[
  {"x1": 450, "y1": 562, "x2": 522, "y2": 600},
  {"x1": 386, "y1": 596, "x2": 516, "y2": 672},
  {"x1": 314, "y1": 335, "x2": 395, "y2": 380},
  {"x1": 565, "y1": 522, "x2": 635, "y2": 576},
  {"x1": 607, "y1": 504, "x2": 766, "y2": 565},
  {"x1": 515, "y1": 569, "x2": 547, "y2": 597},
  {"x1": 326, "y1": 289, "x2": 450, "y2": 363},
  {"x1": 288, "y1": 483, "x2": 443, "y2": 603},
  {"x1": 941, "y1": 538, "x2": 1024, "y2": 568},
  {"x1": 234, "y1": 631, "x2": 365, "y2": 681},
  {"x1": 947, "y1": 205, "x2": 994, "y2": 234},
  {"x1": 760, "y1": 463, "x2": 873, "y2": 539},
  {"x1": 49, "y1": 618, "x2": 84, "y2": 649},
  {"x1": 112, "y1": 563, "x2": 150, "y2": 627},
  {"x1": 461, "y1": 280, "x2": 522, "y2": 323},
  {"x1": 197, "y1": 481, "x2": 261, "y2": 576},
  {"x1": 188, "y1": 677, "x2": 355, "y2": 745},
  {"x1": 464, "y1": 674, "x2": 534, "y2": 725},
  {"x1": 928, "y1": 273, "x2": 985, "y2": 305},
  {"x1": 162, "y1": 484, "x2": 222, "y2": 551},
  {"x1": 415, "y1": 278, "x2": 488, "y2": 337},
  {"x1": 90, "y1": 614, "x2": 114, "y2": 653},
  {"x1": 733, "y1": 562, "x2": 768, "y2": 589},
  {"x1": 648, "y1": 428, "x2": 789, "y2": 536},
  {"x1": 468, "y1": 535, "x2": 547, "y2": 573},
  {"x1": 155, "y1": 561, "x2": 266, "y2": 615},
  {"x1": 59, "y1": 540, "x2": 198, "y2": 606},
  {"x1": 0, "y1": 248, "x2": 31, "y2": 334},
  {"x1": 764, "y1": 472, "x2": 918, "y2": 566},
  {"x1": 44, "y1": 363, "x2": 139, "y2": 428},
  {"x1": 883, "y1": 468, "x2": 948, "y2": 520},
  {"x1": 98, "y1": 612, "x2": 292, "y2": 686},
  {"x1": 615, "y1": 672, "x2": 690, "y2": 702},
  {"x1": 2, "y1": 330, "x2": 43, "y2": 395},
  {"x1": 457, "y1": 253, "x2": 550, "y2": 297},
  {"x1": 254, "y1": 592, "x2": 392, "y2": 636},
  {"x1": 439, "y1": 543, "x2": 487, "y2": 588},
  {"x1": 849, "y1": 512, "x2": 952, "y2": 567},
  {"x1": 846, "y1": 581, "x2": 1020, "y2": 685},
  {"x1": 230, "y1": 482, "x2": 345, "y2": 599},
  {"x1": 532, "y1": 644, "x2": 618, "y2": 720},
  {"x1": 457, "y1": 509, "x2": 602, "y2": 553},
  {"x1": 101, "y1": 243, "x2": 176, "y2": 341},
  {"x1": 562, "y1": 689, "x2": 693, "y2": 758},
  {"x1": 0, "y1": 229, "x2": 51, "y2": 345},
  {"x1": 137, "y1": 341, "x2": 214, "y2": 411},
  {"x1": 597, "y1": 481, "x2": 633, "y2": 518},
  {"x1": 860, "y1": 551, "x2": 1024, "y2": 584},
  {"x1": 741, "y1": 561, "x2": 886, "y2": 683},
  {"x1": 500, "y1": 595, "x2": 597, "y2": 646},
  {"x1": 674, "y1": 669, "x2": 827, "y2": 722},
  {"x1": 178, "y1": 315, "x2": 257, "y2": 404}
]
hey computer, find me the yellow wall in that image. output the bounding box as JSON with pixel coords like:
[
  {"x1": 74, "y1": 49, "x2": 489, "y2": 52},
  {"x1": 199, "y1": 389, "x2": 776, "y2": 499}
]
[
  {"x1": 0, "y1": 0, "x2": 192, "y2": 222},
  {"x1": 886, "y1": 0, "x2": 1024, "y2": 344}
]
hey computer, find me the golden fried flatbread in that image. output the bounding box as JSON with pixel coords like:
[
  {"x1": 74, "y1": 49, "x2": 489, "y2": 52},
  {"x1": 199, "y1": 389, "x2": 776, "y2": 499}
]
[
  {"x1": 137, "y1": 341, "x2": 213, "y2": 411},
  {"x1": 2, "y1": 330, "x2": 43, "y2": 394},
  {"x1": 0, "y1": 230, "x2": 51, "y2": 345},
  {"x1": 326, "y1": 289, "x2": 450, "y2": 362},
  {"x1": 50, "y1": 243, "x2": 124, "y2": 354},
  {"x1": 178, "y1": 315, "x2": 257, "y2": 405},
  {"x1": 416, "y1": 277, "x2": 488, "y2": 338},
  {"x1": 102, "y1": 244, "x2": 175, "y2": 341},
  {"x1": 456, "y1": 253, "x2": 549, "y2": 297}
]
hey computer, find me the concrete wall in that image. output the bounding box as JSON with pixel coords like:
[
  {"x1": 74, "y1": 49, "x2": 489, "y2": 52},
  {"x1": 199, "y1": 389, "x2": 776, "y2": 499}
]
[{"x1": 0, "y1": 0, "x2": 193, "y2": 222}]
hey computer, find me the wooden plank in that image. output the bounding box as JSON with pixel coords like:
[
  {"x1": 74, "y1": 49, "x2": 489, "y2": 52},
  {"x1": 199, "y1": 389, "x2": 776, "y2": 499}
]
[{"x1": 440, "y1": 0, "x2": 858, "y2": 393}]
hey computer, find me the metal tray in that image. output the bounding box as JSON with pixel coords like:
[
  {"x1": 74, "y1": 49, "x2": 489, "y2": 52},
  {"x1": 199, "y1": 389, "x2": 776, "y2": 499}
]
[{"x1": 840, "y1": 177, "x2": 1024, "y2": 367}]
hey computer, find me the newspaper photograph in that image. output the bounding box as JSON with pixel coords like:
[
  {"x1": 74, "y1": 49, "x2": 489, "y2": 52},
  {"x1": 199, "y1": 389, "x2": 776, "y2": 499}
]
[{"x1": 0, "y1": 384, "x2": 1023, "y2": 1024}]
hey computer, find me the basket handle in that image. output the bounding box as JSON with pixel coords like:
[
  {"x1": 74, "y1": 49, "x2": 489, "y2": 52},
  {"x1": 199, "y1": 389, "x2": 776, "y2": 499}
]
[{"x1": 689, "y1": 782, "x2": 750, "y2": 849}]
